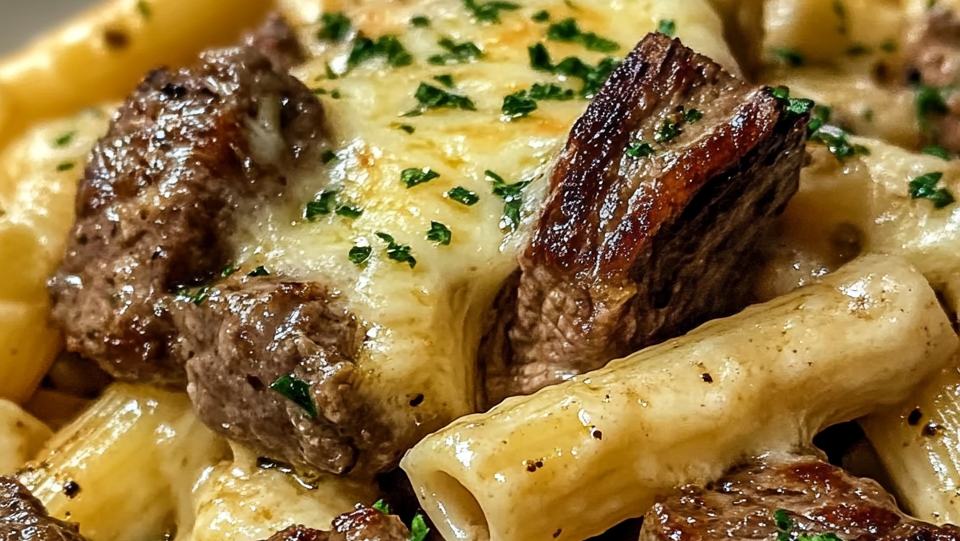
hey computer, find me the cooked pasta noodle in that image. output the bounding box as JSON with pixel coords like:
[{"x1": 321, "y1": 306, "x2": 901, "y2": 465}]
[
  {"x1": 401, "y1": 255, "x2": 958, "y2": 541},
  {"x1": 0, "y1": 399, "x2": 51, "y2": 476}
]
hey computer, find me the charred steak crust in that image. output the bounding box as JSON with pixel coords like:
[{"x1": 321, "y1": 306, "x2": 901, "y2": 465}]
[
  {"x1": 48, "y1": 19, "x2": 392, "y2": 476},
  {"x1": 640, "y1": 455, "x2": 960, "y2": 541},
  {"x1": 262, "y1": 506, "x2": 410, "y2": 541},
  {"x1": 483, "y1": 33, "x2": 809, "y2": 405},
  {"x1": 0, "y1": 477, "x2": 88, "y2": 541},
  {"x1": 48, "y1": 38, "x2": 325, "y2": 382}
]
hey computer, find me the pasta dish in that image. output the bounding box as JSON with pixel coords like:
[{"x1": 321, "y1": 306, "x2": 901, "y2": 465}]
[{"x1": 2, "y1": 0, "x2": 960, "y2": 540}]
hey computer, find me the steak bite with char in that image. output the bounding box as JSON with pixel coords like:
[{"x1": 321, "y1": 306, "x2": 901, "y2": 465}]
[
  {"x1": 640, "y1": 455, "x2": 960, "y2": 541},
  {"x1": 262, "y1": 505, "x2": 411, "y2": 541},
  {"x1": 905, "y1": 4, "x2": 960, "y2": 152},
  {"x1": 0, "y1": 476, "x2": 88, "y2": 541},
  {"x1": 482, "y1": 33, "x2": 810, "y2": 406}
]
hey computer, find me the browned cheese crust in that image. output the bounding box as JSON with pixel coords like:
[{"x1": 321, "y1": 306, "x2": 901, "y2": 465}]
[
  {"x1": 640, "y1": 455, "x2": 960, "y2": 541},
  {"x1": 0, "y1": 477, "x2": 88, "y2": 541},
  {"x1": 482, "y1": 33, "x2": 810, "y2": 406},
  {"x1": 47, "y1": 19, "x2": 394, "y2": 476},
  {"x1": 262, "y1": 506, "x2": 410, "y2": 541}
]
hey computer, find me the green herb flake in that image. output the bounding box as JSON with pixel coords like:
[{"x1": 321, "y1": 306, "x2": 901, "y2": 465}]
[
  {"x1": 447, "y1": 186, "x2": 480, "y2": 206},
  {"x1": 809, "y1": 125, "x2": 870, "y2": 162},
  {"x1": 410, "y1": 15, "x2": 430, "y2": 27},
  {"x1": 57, "y1": 161, "x2": 75, "y2": 172},
  {"x1": 626, "y1": 141, "x2": 655, "y2": 158},
  {"x1": 916, "y1": 85, "x2": 951, "y2": 131},
  {"x1": 846, "y1": 43, "x2": 871, "y2": 56},
  {"x1": 684, "y1": 108, "x2": 703, "y2": 123},
  {"x1": 657, "y1": 19, "x2": 676, "y2": 37},
  {"x1": 526, "y1": 44, "x2": 619, "y2": 99},
  {"x1": 401, "y1": 167, "x2": 441, "y2": 188},
  {"x1": 376, "y1": 232, "x2": 417, "y2": 268},
  {"x1": 403, "y1": 83, "x2": 477, "y2": 116},
  {"x1": 325, "y1": 63, "x2": 339, "y2": 80},
  {"x1": 305, "y1": 190, "x2": 339, "y2": 220},
  {"x1": 433, "y1": 74, "x2": 455, "y2": 88},
  {"x1": 428, "y1": 38, "x2": 484, "y2": 65},
  {"x1": 248, "y1": 266, "x2": 270, "y2": 277},
  {"x1": 372, "y1": 500, "x2": 390, "y2": 514},
  {"x1": 774, "y1": 508, "x2": 846, "y2": 541},
  {"x1": 270, "y1": 375, "x2": 318, "y2": 418},
  {"x1": 397, "y1": 123, "x2": 416, "y2": 134},
  {"x1": 318, "y1": 13, "x2": 352, "y2": 42},
  {"x1": 923, "y1": 146, "x2": 952, "y2": 160},
  {"x1": 770, "y1": 46, "x2": 804, "y2": 67},
  {"x1": 528, "y1": 43, "x2": 553, "y2": 71},
  {"x1": 409, "y1": 514, "x2": 430, "y2": 541},
  {"x1": 487, "y1": 170, "x2": 530, "y2": 231},
  {"x1": 546, "y1": 18, "x2": 619, "y2": 53},
  {"x1": 910, "y1": 171, "x2": 956, "y2": 208},
  {"x1": 833, "y1": 0, "x2": 848, "y2": 36},
  {"x1": 463, "y1": 0, "x2": 520, "y2": 24},
  {"x1": 136, "y1": 0, "x2": 151, "y2": 19},
  {"x1": 53, "y1": 131, "x2": 75, "y2": 147},
  {"x1": 655, "y1": 119, "x2": 683, "y2": 143},
  {"x1": 347, "y1": 35, "x2": 413, "y2": 70},
  {"x1": 809, "y1": 104, "x2": 833, "y2": 133},
  {"x1": 502, "y1": 91, "x2": 539, "y2": 118},
  {"x1": 175, "y1": 285, "x2": 211, "y2": 306},
  {"x1": 349, "y1": 245, "x2": 372, "y2": 265},
  {"x1": 335, "y1": 205, "x2": 363, "y2": 219},
  {"x1": 322, "y1": 150, "x2": 339, "y2": 164},
  {"x1": 880, "y1": 39, "x2": 898, "y2": 52},
  {"x1": 532, "y1": 10, "x2": 550, "y2": 22},
  {"x1": 529, "y1": 83, "x2": 575, "y2": 100},
  {"x1": 426, "y1": 221, "x2": 452, "y2": 245},
  {"x1": 221, "y1": 264, "x2": 239, "y2": 278}
]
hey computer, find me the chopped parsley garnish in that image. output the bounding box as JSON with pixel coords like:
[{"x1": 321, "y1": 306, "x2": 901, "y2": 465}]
[
  {"x1": 428, "y1": 38, "x2": 484, "y2": 65},
  {"x1": 335, "y1": 205, "x2": 363, "y2": 218},
  {"x1": 373, "y1": 500, "x2": 390, "y2": 514},
  {"x1": 463, "y1": 0, "x2": 520, "y2": 23},
  {"x1": 655, "y1": 118, "x2": 683, "y2": 143},
  {"x1": 136, "y1": 0, "x2": 151, "y2": 19},
  {"x1": 53, "y1": 131, "x2": 75, "y2": 147},
  {"x1": 176, "y1": 285, "x2": 211, "y2": 306},
  {"x1": 57, "y1": 162, "x2": 75, "y2": 172},
  {"x1": 657, "y1": 19, "x2": 676, "y2": 37},
  {"x1": 349, "y1": 245, "x2": 372, "y2": 265},
  {"x1": 410, "y1": 514, "x2": 430, "y2": 541},
  {"x1": 809, "y1": 125, "x2": 870, "y2": 161},
  {"x1": 923, "y1": 146, "x2": 952, "y2": 160},
  {"x1": 447, "y1": 186, "x2": 480, "y2": 206},
  {"x1": 347, "y1": 35, "x2": 413, "y2": 69},
  {"x1": 808, "y1": 104, "x2": 832, "y2": 133},
  {"x1": 502, "y1": 92, "x2": 539, "y2": 118},
  {"x1": 767, "y1": 85, "x2": 815, "y2": 125},
  {"x1": 305, "y1": 190, "x2": 339, "y2": 220},
  {"x1": 433, "y1": 74, "x2": 455, "y2": 88},
  {"x1": 322, "y1": 150, "x2": 339, "y2": 164},
  {"x1": 685, "y1": 108, "x2": 703, "y2": 123},
  {"x1": 529, "y1": 43, "x2": 554, "y2": 71},
  {"x1": 402, "y1": 167, "x2": 441, "y2": 188},
  {"x1": 770, "y1": 47, "x2": 804, "y2": 67},
  {"x1": 403, "y1": 83, "x2": 477, "y2": 116},
  {"x1": 774, "y1": 509, "x2": 845, "y2": 541},
  {"x1": 910, "y1": 172, "x2": 956, "y2": 208},
  {"x1": 916, "y1": 85, "x2": 951, "y2": 131},
  {"x1": 546, "y1": 18, "x2": 619, "y2": 53},
  {"x1": 410, "y1": 15, "x2": 430, "y2": 27},
  {"x1": 529, "y1": 44, "x2": 621, "y2": 98},
  {"x1": 270, "y1": 375, "x2": 318, "y2": 418},
  {"x1": 488, "y1": 170, "x2": 530, "y2": 231},
  {"x1": 318, "y1": 13, "x2": 352, "y2": 42},
  {"x1": 426, "y1": 221, "x2": 452, "y2": 245},
  {"x1": 532, "y1": 10, "x2": 550, "y2": 22},
  {"x1": 880, "y1": 39, "x2": 898, "y2": 52},
  {"x1": 221, "y1": 264, "x2": 239, "y2": 278},
  {"x1": 529, "y1": 82, "x2": 575, "y2": 100},
  {"x1": 395, "y1": 123, "x2": 416, "y2": 134},
  {"x1": 325, "y1": 63, "x2": 339, "y2": 79},
  {"x1": 376, "y1": 232, "x2": 417, "y2": 268},
  {"x1": 248, "y1": 266, "x2": 270, "y2": 277},
  {"x1": 846, "y1": 43, "x2": 871, "y2": 56},
  {"x1": 626, "y1": 141, "x2": 655, "y2": 158}
]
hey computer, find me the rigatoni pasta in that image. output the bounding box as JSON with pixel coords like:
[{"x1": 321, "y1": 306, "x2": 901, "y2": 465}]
[
  {"x1": 401, "y1": 255, "x2": 957, "y2": 541},
  {"x1": 0, "y1": 399, "x2": 51, "y2": 476}
]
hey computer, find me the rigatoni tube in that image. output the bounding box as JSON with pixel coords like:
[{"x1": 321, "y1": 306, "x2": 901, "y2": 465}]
[{"x1": 401, "y1": 254, "x2": 958, "y2": 541}]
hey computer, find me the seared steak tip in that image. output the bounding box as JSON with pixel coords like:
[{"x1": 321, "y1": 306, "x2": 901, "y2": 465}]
[
  {"x1": 261, "y1": 505, "x2": 411, "y2": 541},
  {"x1": 639, "y1": 455, "x2": 960, "y2": 541},
  {"x1": 483, "y1": 32, "x2": 810, "y2": 406},
  {"x1": 905, "y1": 5, "x2": 960, "y2": 152},
  {"x1": 0, "y1": 476, "x2": 89, "y2": 541}
]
